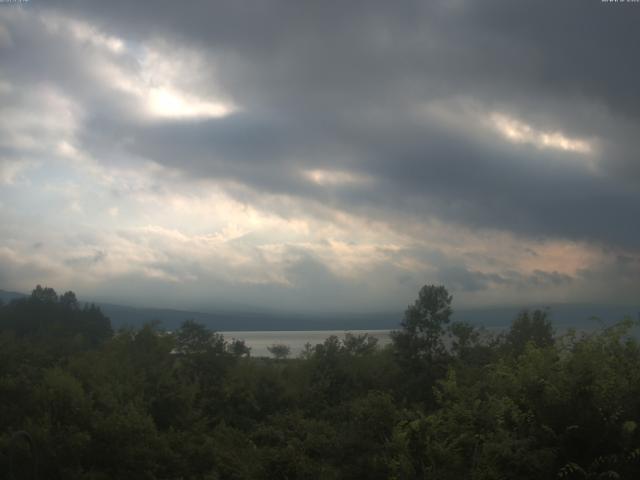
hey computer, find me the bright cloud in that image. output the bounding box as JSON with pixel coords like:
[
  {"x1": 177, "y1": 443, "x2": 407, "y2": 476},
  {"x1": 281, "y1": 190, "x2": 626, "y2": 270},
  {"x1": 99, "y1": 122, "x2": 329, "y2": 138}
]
[
  {"x1": 303, "y1": 169, "x2": 371, "y2": 187},
  {"x1": 41, "y1": 13, "x2": 124, "y2": 54},
  {"x1": 146, "y1": 87, "x2": 234, "y2": 119},
  {"x1": 37, "y1": 12, "x2": 237, "y2": 120},
  {"x1": 491, "y1": 113, "x2": 593, "y2": 154}
]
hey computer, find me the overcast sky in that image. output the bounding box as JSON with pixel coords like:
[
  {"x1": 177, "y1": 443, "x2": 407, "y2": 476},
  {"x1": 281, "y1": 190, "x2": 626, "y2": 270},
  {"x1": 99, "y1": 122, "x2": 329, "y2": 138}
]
[{"x1": 1, "y1": 0, "x2": 639, "y2": 313}]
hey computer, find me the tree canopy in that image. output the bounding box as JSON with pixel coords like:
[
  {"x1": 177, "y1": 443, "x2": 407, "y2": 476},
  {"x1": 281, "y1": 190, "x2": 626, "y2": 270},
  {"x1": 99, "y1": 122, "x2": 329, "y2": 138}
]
[{"x1": 1, "y1": 284, "x2": 639, "y2": 479}]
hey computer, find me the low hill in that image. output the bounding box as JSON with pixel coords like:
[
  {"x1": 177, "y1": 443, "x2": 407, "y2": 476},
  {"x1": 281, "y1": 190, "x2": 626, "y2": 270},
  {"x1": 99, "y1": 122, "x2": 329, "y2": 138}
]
[{"x1": 1, "y1": 289, "x2": 637, "y2": 332}]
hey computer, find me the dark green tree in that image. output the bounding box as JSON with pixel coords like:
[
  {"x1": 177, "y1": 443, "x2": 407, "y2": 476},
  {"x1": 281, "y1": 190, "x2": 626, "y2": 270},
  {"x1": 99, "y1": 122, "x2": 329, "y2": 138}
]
[
  {"x1": 227, "y1": 338, "x2": 251, "y2": 357},
  {"x1": 391, "y1": 284, "x2": 453, "y2": 405},
  {"x1": 392, "y1": 285, "x2": 453, "y2": 362},
  {"x1": 504, "y1": 308, "x2": 554, "y2": 355},
  {"x1": 29, "y1": 285, "x2": 58, "y2": 304},
  {"x1": 342, "y1": 332, "x2": 378, "y2": 356},
  {"x1": 267, "y1": 343, "x2": 291, "y2": 360},
  {"x1": 59, "y1": 291, "x2": 79, "y2": 310},
  {"x1": 174, "y1": 319, "x2": 225, "y2": 355}
]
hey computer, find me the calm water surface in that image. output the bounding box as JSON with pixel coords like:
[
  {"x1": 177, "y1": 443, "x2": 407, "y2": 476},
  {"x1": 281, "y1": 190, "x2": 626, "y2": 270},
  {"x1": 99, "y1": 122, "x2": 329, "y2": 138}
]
[{"x1": 221, "y1": 330, "x2": 392, "y2": 357}]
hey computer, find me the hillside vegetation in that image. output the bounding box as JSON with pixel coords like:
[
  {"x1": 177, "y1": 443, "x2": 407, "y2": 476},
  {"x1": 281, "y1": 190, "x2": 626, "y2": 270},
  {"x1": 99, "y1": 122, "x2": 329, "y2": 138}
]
[{"x1": 1, "y1": 285, "x2": 639, "y2": 479}]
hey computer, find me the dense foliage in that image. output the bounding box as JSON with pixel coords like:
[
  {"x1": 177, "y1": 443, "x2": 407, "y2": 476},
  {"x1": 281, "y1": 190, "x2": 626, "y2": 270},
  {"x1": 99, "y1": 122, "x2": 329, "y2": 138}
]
[{"x1": 1, "y1": 285, "x2": 639, "y2": 479}]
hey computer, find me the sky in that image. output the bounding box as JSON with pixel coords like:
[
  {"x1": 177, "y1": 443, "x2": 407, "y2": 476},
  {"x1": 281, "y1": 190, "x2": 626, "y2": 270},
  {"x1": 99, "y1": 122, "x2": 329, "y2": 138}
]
[{"x1": 1, "y1": 0, "x2": 639, "y2": 314}]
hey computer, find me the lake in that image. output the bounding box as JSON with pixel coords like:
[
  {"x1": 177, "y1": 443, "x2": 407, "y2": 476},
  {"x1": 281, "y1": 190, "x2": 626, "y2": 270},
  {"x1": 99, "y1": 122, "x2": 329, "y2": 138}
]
[{"x1": 220, "y1": 329, "x2": 393, "y2": 357}]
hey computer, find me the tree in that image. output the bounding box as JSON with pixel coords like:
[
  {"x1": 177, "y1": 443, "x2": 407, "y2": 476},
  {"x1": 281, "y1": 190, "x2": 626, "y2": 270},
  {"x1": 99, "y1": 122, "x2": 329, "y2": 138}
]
[
  {"x1": 391, "y1": 285, "x2": 453, "y2": 404},
  {"x1": 228, "y1": 338, "x2": 251, "y2": 358},
  {"x1": 59, "y1": 291, "x2": 79, "y2": 310},
  {"x1": 174, "y1": 320, "x2": 225, "y2": 355},
  {"x1": 267, "y1": 344, "x2": 291, "y2": 360},
  {"x1": 30, "y1": 285, "x2": 58, "y2": 304},
  {"x1": 343, "y1": 332, "x2": 378, "y2": 356},
  {"x1": 504, "y1": 309, "x2": 553, "y2": 355},
  {"x1": 392, "y1": 284, "x2": 453, "y2": 363},
  {"x1": 0, "y1": 287, "x2": 112, "y2": 347}
]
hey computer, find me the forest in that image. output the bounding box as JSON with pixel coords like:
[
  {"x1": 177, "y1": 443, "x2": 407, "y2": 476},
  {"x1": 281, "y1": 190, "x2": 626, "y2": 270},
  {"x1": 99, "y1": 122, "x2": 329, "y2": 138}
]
[{"x1": 1, "y1": 285, "x2": 639, "y2": 479}]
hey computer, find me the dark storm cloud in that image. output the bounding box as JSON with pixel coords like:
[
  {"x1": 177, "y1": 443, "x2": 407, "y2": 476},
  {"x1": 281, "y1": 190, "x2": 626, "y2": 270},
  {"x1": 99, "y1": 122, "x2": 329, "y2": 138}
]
[
  {"x1": 109, "y1": 109, "x2": 640, "y2": 249},
  {"x1": 64, "y1": 250, "x2": 106, "y2": 268},
  {"x1": 6, "y1": 1, "x2": 640, "y2": 251},
  {"x1": 48, "y1": 0, "x2": 640, "y2": 121},
  {"x1": 436, "y1": 265, "x2": 573, "y2": 293}
]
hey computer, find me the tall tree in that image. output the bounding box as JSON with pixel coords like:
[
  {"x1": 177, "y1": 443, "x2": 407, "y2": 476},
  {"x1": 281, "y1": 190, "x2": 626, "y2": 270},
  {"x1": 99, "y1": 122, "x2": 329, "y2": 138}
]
[
  {"x1": 392, "y1": 284, "x2": 453, "y2": 363},
  {"x1": 391, "y1": 284, "x2": 453, "y2": 404}
]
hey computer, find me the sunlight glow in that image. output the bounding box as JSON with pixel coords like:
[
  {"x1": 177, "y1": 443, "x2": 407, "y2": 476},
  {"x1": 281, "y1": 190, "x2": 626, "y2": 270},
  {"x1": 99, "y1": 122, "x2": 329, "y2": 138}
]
[
  {"x1": 43, "y1": 14, "x2": 237, "y2": 120},
  {"x1": 303, "y1": 169, "x2": 370, "y2": 186},
  {"x1": 147, "y1": 87, "x2": 233, "y2": 119},
  {"x1": 491, "y1": 113, "x2": 592, "y2": 154},
  {"x1": 99, "y1": 60, "x2": 236, "y2": 120}
]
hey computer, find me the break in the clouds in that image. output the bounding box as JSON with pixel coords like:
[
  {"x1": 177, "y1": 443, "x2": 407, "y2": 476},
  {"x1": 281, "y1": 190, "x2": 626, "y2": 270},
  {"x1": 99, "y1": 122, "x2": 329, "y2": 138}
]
[{"x1": 1, "y1": 0, "x2": 639, "y2": 313}]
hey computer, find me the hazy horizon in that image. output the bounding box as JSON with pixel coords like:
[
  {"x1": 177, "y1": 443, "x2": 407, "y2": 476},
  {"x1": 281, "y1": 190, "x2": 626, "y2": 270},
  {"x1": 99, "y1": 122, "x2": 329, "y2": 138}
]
[{"x1": 2, "y1": 1, "x2": 639, "y2": 315}]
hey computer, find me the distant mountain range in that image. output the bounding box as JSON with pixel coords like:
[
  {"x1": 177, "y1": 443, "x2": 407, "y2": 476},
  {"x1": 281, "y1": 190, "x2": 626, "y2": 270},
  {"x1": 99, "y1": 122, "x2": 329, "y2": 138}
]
[
  {"x1": 0, "y1": 289, "x2": 26, "y2": 304},
  {"x1": 1, "y1": 289, "x2": 638, "y2": 332}
]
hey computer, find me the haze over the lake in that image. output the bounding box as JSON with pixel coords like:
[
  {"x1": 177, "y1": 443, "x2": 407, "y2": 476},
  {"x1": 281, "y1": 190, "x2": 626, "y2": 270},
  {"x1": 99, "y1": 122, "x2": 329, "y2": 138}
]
[{"x1": 1, "y1": 1, "x2": 639, "y2": 314}]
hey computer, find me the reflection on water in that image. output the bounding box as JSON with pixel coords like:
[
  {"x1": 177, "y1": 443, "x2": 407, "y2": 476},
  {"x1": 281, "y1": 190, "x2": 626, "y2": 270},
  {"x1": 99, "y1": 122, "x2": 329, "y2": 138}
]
[{"x1": 220, "y1": 330, "x2": 392, "y2": 357}]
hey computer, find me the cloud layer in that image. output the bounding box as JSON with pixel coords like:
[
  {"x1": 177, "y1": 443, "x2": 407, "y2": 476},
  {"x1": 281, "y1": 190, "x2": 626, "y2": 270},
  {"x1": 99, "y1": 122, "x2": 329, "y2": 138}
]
[{"x1": 1, "y1": 1, "x2": 639, "y2": 312}]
